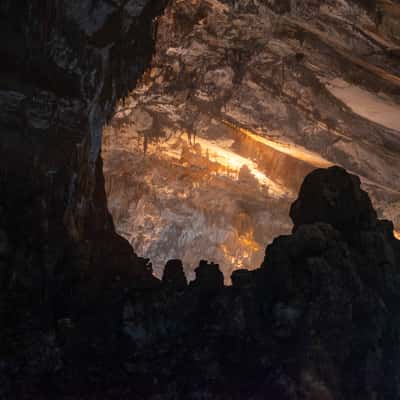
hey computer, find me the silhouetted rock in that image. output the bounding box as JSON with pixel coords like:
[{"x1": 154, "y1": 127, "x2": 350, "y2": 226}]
[
  {"x1": 162, "y1": 259, "x2": 187, "y2": 290},
  {"x1": 191, "y1": 260, "x2": 224, "y2": 290},
  {"x1": 290, "y1": 166, "x2": 377, "y2": 232},
  {"x1": 4, "y1": 164, "x2": 400, "y2": 399},
  {"x1": 231, "y1": 268, "x2": 253, "y2": 288},
  {"x1": 257, "y1": 168, "x2": 400, "y2": 399},
  {"x1": 0, "y1": 1, "x2": 168, "y2": 397}
]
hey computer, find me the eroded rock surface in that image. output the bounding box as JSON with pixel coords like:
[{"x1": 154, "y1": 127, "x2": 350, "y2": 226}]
[
  {"x1": 117, "y1": 167, "x2": 400, "y2": 400},
  {"x1": 103, "y1": 0, "x2": 400, "y2": 279},
  {"x1": 2, "y1": 1, "x2": 400, "y2": 399},
  {"x1": 0, "y1": 0, "x2": 167, "y2": 396},
  {"x1": 11, "y1": 166, "x2": 397, "y2": 400}
]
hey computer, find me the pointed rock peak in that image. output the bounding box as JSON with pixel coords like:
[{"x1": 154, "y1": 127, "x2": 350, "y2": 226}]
[{"x1": 290, "y1": 166, "x2": 377, "y2": 232}]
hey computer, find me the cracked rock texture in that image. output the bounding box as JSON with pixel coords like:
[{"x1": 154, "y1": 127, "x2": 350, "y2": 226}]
[{"x1": 103, "y1": 0, "x2": 400, "y2": 279}]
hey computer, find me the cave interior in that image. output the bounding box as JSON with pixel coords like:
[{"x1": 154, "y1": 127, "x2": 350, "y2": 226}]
[{"x1": 1, "y1": 0, "x2": 400, "y2": 399}]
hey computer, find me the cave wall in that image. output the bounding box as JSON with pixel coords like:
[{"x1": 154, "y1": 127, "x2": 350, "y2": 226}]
[
  {"x1": 103, "y1": 0, "x2": 400, "y2": 280},
  {"x1": 0, "y1": 0, "x2": 168, "y2": 340},
  {"x1": 1, "y1": 1, "x2": 400, "y2": 399}
]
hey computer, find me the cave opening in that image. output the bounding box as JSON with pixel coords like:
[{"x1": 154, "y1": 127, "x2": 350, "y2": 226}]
[
  {"x1": 101, "y1": 0, "x2": 400, "y2": 283},
  {"x1": 102, "y1": 113, "x2": 295, "y2": 282}
]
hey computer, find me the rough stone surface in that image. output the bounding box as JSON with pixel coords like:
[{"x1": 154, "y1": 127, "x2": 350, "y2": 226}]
[
  {"x1": 2, "y1": 1, "x2": 400, "y2": 399},
  {"x1": 0, "y1": 0, "x2": 167, "y2": 396},
  {"x1": 103, "y1": 0, "x2": 400, "y2": 279},
  {"x1": 3, "y1": 165, "x2": 400, "y2": 399},
  {"x1": 117, "y1": 168, "x2": 400, "y2": 400}
]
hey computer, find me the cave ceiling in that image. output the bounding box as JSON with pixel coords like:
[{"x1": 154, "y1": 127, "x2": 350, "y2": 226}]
[{"x1": 102, "y1": 0, "x2": 400, "y2": 280}]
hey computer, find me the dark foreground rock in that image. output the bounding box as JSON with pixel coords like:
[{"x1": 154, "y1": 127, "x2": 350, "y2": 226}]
[
  {"x1": 0, "y1": 1, "x2": 167, "y2": 398},
  {"x1": 2, "y1": 166, "x2": 399, "y2": 400},
  {"x1": 290, "y1": 166, "x2": 378, "y2": 232}
]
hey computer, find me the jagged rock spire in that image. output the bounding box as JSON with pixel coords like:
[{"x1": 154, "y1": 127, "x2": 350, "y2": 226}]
[{"x1": 162, "y1": 259, "x2": 187, "y2": 290}]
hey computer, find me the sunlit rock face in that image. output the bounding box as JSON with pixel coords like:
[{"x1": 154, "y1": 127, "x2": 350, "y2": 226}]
[
  {"x1": 103, "y1": 0, "x2": 400, "y2": 280},
  {"x1": 103, "y1": 124, "x2": 293, "y2": 281}
]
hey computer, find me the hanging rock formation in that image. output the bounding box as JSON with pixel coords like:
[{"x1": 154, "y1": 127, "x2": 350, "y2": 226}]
[{"x1": 103, "y1": 0, "x2": 400, "y2": 279}]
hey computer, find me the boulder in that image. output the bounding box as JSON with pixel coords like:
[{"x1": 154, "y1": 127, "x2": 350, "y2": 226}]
[{"x1": 290, "y1": 166, "x2": 377, "y2": 232}]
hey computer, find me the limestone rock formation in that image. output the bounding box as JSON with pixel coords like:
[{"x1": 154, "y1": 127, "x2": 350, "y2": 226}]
[
  {"x1": 103, "y1": 0, "x2": 400, "y2": 279},
  {"x1": 2, "y1": 0, "x2": 400, "y2": 399},
  {"x1": 117, "y1": 166, "x2": 400, "y2": 400},
  {"x1": 101, "y1": 166, "x2": 400, "y2": 400},
  {"x1": 3, "y1": 148, "x2": 400, "y2": 399},
  {"x1": 0, "y1": 1, "x2": 168, "y2": 396}
]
